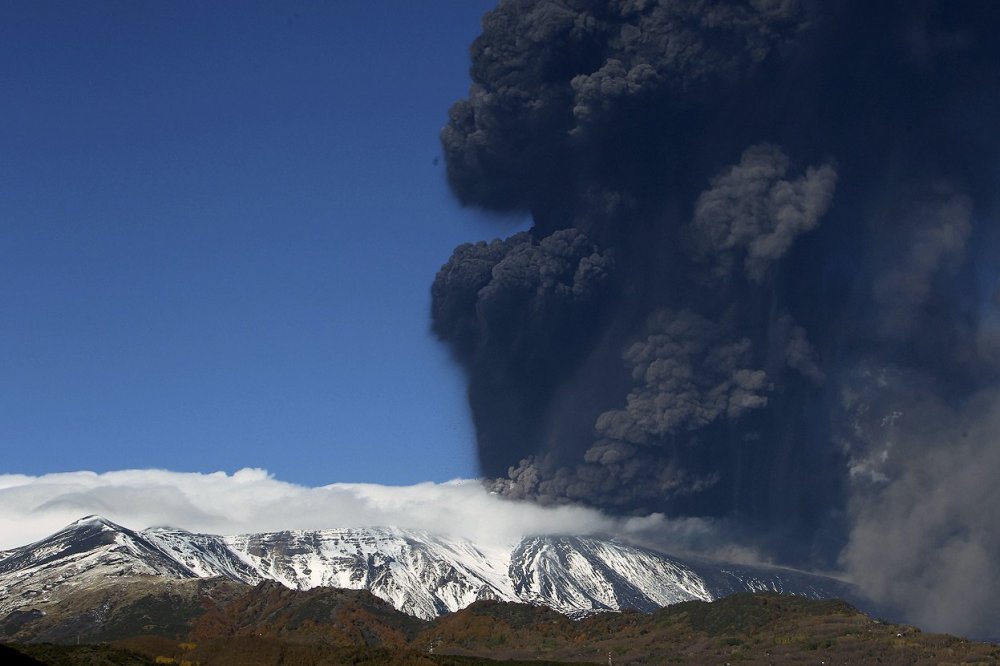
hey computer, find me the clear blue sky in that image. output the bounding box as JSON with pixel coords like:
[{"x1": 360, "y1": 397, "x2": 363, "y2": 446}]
[{"x1": 0, "y1": 1, "x2": 516, "y2": 485}]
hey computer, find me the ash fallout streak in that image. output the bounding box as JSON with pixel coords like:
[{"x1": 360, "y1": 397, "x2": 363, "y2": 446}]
[{"x1": 430, "y1": 0, "x2": 1000, "y2": 635}]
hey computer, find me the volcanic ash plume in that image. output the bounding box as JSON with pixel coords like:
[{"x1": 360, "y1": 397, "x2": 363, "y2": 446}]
[{"x1": 431, "y1": 0, "x2": 1000, "y2": 636}]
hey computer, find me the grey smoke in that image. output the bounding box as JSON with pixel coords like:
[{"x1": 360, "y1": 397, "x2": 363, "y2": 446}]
[
  {"x1": 871, "y1": 190, "x2": 972, "y2": 339},
  {"x1": 691, "y1": 144, "x2": 837, "y2": 282},
  {"x1": 594, "y1": 309, "x2": 770, "y2": 444},
  {"x1": 839, "y1": 372, "x2": 1000, "y2": 638},
  {"x1": 779, "y1": 315, "x2": 825, "y2": 385}
]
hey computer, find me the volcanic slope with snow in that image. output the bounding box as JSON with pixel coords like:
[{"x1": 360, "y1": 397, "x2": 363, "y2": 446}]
[{"x1": 0, "y1": 516, "x2": 860, "y2": 621}]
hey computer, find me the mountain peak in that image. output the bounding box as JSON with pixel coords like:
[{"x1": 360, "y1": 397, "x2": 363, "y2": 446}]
[
  {"x1": 66, "y1": 515, "x2": 122, "y2": 530},
  {"x1": 71, "y1": 514, "x2": 105, "y2": 524},
  {"x1": 144, "y1": 524, "x2": 191, "y2": 534}
]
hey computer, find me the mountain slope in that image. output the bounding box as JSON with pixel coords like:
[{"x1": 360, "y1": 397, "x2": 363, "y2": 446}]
[
  {"x1": 510, "y1": 536, "x2": 713, "y2": 615},
  {"x1": 0, "y1": 516, "x2": 197, "y2": 621},
  {"x1": 217, "y1": 528, "x2": 514, "y2": 620},
  {"x1": 0, "y1": 517, "x2": 860, "y2": 626}
]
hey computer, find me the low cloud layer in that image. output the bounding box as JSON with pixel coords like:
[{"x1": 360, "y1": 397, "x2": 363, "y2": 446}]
[{"x1": 0, "y1": 467, "x2": 706, "y2": 552}]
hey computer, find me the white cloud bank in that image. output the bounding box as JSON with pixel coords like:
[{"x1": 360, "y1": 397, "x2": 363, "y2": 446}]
[{"x1": 0, "y1": 468, "x2": 696, "y2": 551}]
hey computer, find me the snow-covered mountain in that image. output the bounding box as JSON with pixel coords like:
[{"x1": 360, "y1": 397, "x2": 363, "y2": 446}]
[
  {"x1": 0, "y1": 516, "x2": 859, "y2": 622},
  {"x1": 507, "y1": 535, "x2": 852, "y2": 617},
  {"x1": 0, "y1": 516, "x2": 194, "y2": 608}
]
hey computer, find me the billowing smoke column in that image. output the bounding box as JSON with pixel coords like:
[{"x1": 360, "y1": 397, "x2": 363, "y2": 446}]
[{"x1": 431, "y1": 0, "x2": 1000, "y2": 636}]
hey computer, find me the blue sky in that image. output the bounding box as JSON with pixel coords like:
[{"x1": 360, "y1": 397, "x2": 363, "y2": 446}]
[{"x1": 0, "y1": 1, "x2": 515, "y2": 485}]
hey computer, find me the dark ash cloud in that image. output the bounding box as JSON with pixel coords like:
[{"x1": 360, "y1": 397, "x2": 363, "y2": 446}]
[
  {"x1": 440, "y1": 0, "x2": 812, "y2": 232},
  {"x1": 432, "y1": 0, "x2": 1000, "y2": 637},
  {"x1": 432, "y1": 229, "x2": 614, "y2": 472}
]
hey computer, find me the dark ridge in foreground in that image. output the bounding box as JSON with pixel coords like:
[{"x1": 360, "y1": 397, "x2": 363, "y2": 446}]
[
  {"x1": 3, "y1": 642, "x2": 584, "y2": 666},
  {"x1": 0, "y1": 643, "x2": 46, "y2": 665},
  {"x1": 4, "y1": 586, "x2": 998, "y2": 665}
]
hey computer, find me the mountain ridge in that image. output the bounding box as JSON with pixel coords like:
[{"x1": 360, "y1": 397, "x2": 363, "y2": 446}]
[{"x1": 0, "y1": 515, "x2": 862, "y2": 625}]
